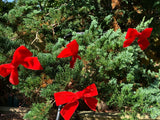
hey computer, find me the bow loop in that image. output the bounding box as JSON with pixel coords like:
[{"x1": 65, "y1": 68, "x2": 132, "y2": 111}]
[
  {"x1": 54, "y1": 91, "x2": 76, "y2": 106},
  {"x1": 11, "y1": 46, "x2": 33, "y2": 66},
  {"x1": 82, "y1": 83, "x2": 98, "y2": 97},
  {"x1": 66, "y1": 40, "x2": 79, "y2": 55},
  {"x1": 22, "y1": 57, "x2": 43, "y2": 70}
]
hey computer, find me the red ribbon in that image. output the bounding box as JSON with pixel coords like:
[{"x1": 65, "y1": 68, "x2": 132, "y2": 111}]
[
  {"x1": 123, "y1": 28, "x2": 153, "y2": 50},
  {"x1": 0, "y1": 46, "x2": 43, "y2": 85},
  {"x1": 54, "y1": 83, "x2": 98, "y2": 120},
  {"x1": 57, "y1": 40, "x2": 81, "y2": 68}
]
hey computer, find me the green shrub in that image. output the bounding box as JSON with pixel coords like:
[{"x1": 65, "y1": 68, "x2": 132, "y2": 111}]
[{"x1": 1, "y1": 0, "x2": 160, "y2": 119}]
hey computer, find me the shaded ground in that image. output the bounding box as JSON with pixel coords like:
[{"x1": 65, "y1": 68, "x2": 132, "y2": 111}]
[
  {"x1": 0, "y1": 107, "x2": 29, "y2": 120},
  {"x1": 0, "y1": 106, "x2": 156, "y2": 120},
  {"x1": 0, "y1": 113, "x2": 23, "y2": 120}
]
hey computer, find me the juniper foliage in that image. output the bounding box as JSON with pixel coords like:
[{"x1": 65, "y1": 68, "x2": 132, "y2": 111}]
[{"x1": 1, "y1": 0, "x2": 160, "y2": 120}]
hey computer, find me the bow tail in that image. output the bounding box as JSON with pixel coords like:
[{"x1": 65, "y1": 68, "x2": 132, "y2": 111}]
[
  {"x1": 84, "y1": 97, "x2": 98, "y2": 111},
  {"x1": 9, "y1": 69, "x2": 19, "y2": 85},
  {"x1": 77, "y1": 55, "x2": 81, "y2": 60},
  {"x1": 138, "y1": 38, "x2": 150, "y2": 50},
  {"x1": 70, "y1": 56, "x2": 77, "y2": 68},
  {"x1": 70, "y1": 55, "x2": 81, "y2": 68},
  {"x1": 60, "y1": 101, "x2": 79, "y2": 120}
]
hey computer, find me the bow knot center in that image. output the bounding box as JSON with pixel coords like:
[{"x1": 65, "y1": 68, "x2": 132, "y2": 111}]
[
  {"x1": 137, "y1": 32, "x2": 142, "y2": 38},
  {"x1": 74, "y1": 54, "x2": 81, "y2": 60},
  {"x1": 75, "y1": 91, "x2": 84, "y2": 100},
  {"x1": 73, "y1": 53, "x2": 78, "y2": 57},
  {"x1": 10, "y1": 63, "x2": 16, "y2": 69}
]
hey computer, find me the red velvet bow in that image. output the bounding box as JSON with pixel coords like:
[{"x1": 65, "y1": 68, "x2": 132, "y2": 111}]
[
  {"x1": 0, "y1": 46, "x2": 43, "y2": 85},
  {"x1": 54, "y1": 83, "x2": 98, "y2": 120},
  {"x1": 57, "y1": 40, "x2": 81, "y2": 68},
  {"x1": 123, "y1": 28, "x2": 153, "y2": 50}
]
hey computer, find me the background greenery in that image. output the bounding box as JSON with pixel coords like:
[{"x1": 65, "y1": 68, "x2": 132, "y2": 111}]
[{"x1": 1, "y1": 0, "x2": 160, "y2": 119}]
